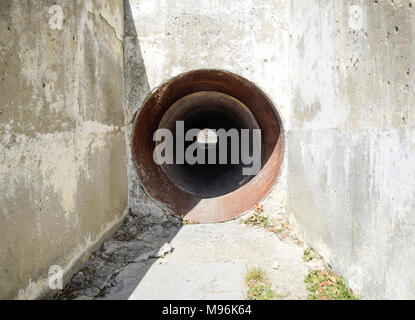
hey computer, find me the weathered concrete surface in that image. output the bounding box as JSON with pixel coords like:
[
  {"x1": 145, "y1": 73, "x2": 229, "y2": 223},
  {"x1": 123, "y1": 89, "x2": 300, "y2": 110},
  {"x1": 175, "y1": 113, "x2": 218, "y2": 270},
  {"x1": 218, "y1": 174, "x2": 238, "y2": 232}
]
[
  {"x1": 58, "y1": 217, "x2": 326, "y2": 300},
  {"x1": 122, "y1": 0, "x2": 173, "y2": 223},
  {"x1": 54, "y1": 211, "x2": 181, "y2": 300},
  {"x1": 128, "y1": 0, "x2": 290, "y2": 220},
  {"x1": 126, "y1": 222, "x2": 314, "y2": 300},
  {"x1": 0, "y1": 0, "x2": 127, "y2": 299},
  {"x1": 288, "y1": 0, "x2": 415, "y2": 299}
]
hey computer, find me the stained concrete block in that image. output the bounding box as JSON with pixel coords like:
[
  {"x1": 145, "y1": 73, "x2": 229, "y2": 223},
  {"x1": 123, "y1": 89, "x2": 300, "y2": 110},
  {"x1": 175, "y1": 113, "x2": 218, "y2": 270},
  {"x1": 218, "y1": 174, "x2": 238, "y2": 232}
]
[
  {"x1": 0, "y1": 0, "x2": 127, "y2": 299},
  {"x1": 288, "y1": 0, "x2": 415, "y2": 299}
]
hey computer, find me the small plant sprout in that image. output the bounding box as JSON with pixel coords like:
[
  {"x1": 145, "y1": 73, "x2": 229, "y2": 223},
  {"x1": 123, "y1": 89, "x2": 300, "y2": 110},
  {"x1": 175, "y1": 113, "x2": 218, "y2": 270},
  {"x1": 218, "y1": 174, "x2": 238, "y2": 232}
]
[{"x1": 245, "y1": 265, "x2": 275, "y2": 300}]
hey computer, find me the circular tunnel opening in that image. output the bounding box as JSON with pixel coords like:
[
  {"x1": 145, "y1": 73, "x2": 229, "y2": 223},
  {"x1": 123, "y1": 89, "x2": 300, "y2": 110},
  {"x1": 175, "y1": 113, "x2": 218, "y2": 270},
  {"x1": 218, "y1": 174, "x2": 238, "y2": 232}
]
[
  {"x1": 131, "y1": 70, "x2": 285, "y2": 223},
  {"x1": 158, "y1": 91, "x2": 260, "y2": 198}
]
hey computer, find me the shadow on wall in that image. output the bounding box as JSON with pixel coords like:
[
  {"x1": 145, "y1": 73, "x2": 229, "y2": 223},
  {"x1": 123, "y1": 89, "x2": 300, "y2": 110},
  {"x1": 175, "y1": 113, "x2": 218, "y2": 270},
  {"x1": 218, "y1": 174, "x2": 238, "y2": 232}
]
[
  {"x1": 109, "y1": 0, "x2": 184, "y2": 299},
  {"x1": 123, "y1": 0, "x2": 150, "y2": 124}
]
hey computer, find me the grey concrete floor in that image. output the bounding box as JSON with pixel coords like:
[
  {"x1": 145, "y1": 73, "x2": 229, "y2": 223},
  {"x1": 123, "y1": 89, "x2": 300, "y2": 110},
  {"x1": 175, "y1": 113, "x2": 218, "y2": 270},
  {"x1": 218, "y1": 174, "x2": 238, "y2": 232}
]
[
  {"x1": 60, "y1": 215, "x2": 326, "y2": 300},
  {"x1": 125, "y1": 222, "x2": 313, "y2": 300}
]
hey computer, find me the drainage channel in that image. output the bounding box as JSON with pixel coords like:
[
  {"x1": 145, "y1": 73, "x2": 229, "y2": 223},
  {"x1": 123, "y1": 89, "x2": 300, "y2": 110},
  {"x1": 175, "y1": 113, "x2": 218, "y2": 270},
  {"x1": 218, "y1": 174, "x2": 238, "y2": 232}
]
[{"x1": 131, "y1": 69, "x2": 284, "y2": 223}]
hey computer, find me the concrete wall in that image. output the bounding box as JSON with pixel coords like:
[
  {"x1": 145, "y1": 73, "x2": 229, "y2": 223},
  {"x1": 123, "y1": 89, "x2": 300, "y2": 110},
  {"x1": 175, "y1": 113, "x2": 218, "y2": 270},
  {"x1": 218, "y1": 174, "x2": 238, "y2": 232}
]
[
  {"x1": 128, "y1": 0, "x2": 291, "y2": 219},
  {"x1": 288, "y1": 0, "x2": 415, "y2": 299},
  {"x1": 0, "y1": 0, "x2": 127, "y2": 299}
]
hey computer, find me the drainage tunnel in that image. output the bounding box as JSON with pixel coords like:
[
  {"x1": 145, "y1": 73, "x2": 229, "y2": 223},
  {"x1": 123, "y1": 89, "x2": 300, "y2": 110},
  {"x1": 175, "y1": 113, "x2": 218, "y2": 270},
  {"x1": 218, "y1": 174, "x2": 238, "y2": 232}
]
[{"x1": 131, "y1": 69, "x2": 284, "y2": 223}]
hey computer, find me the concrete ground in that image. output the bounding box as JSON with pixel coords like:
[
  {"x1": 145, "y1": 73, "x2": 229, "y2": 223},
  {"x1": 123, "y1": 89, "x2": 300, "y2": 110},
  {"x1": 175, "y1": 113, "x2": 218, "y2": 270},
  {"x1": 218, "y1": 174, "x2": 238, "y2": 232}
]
[{"x1": 58, "y1": 213, "x2": 326, "y2": 300}]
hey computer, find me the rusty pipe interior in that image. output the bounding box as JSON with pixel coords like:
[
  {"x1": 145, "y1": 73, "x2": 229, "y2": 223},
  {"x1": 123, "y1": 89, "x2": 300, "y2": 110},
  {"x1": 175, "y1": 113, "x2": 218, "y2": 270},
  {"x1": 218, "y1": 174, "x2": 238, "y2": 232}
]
[
  {"x1": 157, "y1": 91, "x2": 260, "y2": 198},
  {"x1": 131, "y1": 69, "x2": 285, "y2": 223}
]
